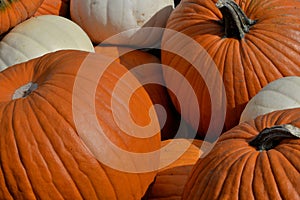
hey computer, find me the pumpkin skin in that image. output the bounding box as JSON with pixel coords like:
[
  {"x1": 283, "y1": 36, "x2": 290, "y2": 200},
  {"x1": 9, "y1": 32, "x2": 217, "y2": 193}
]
[
  {"x1": 0, "y1": 15, "x2": 94, "y2": 70},
  {"x1": 70, "y1": 0, "x2": 174, "y2": 47},
  {"x1": 34, "y1": 0, "x2": 70, "y2": 17},
  {"x1": 0, "y1": 50, "x2": 161, "y2": 199},
  {"x1": 0, "y1": 0, "x2": 44, "y2": 35},
  {"x1": 94, "y1": 46, "x2": 181, "y2": 140},
  {"x1": 240, "y1": 76, "x2": 300, "y2": 123},
  {"x1": 182, "y1": 108, "x2": 300, "y2": 200},
  {"x1": 161, "y1": 0, "x2": 300, "y2": 140},
  {"x1": 143, "y1": 139, "x2": 212, "y2": 200}
]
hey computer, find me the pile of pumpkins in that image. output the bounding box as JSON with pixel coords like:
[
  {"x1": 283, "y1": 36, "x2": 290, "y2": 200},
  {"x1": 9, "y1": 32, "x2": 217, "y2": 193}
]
[{"x1": 0, "y1": 0, "x2": 299, "y2": 199}]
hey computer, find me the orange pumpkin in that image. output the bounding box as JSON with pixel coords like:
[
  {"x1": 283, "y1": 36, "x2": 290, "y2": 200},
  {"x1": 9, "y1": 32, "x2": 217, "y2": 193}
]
[
  {"x1": 0, "y1": 0, "x2": 44, "y2": 35},
  {"x1": 94, "y1": 46, "x2": 181, "y2": 140},
  {"x1": 0, "y1": 50, "x2": 161, "y2": 199},
  {"x1": 161, "y1": 0, "x2": 300, "y2": 140},
  {"x1": 34, "y1": 0, "x2": 70, "y2": 17},
  {"x1": 143, "y1": 138, "x2": 212, "y2": 200},
  {"x1": 183, "y1": 107, "x2": 300, "y2": 199}
]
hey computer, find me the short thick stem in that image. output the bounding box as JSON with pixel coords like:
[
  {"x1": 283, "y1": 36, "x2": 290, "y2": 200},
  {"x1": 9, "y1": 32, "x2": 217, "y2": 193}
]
[
  {"x1": 13, "y1": 82, "x2": 38, "y2": 100},
  {"x1": 216, "y1": 0, "x2": 256, "y2": 39},
  {"x1": 249, "y1": 124, "x2": 300, "y2": 151},
  {"x1": 0, "y1": 0, "x2": 13, "y2": 10}
]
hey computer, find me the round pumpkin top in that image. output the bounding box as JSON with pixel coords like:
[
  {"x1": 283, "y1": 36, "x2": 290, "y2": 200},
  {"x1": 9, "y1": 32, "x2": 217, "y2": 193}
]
[
  {"x1": 161, "y1": 0, "x2": 300, "y2": 139},
  {"x1": 0, "y1": 0, "x2": 44, "y2": 35},
  {"x1": 183, "y1": 107, "x2": 300, "y2": 199},
  {"x1": 0, "y1": 50, "x2": 161, "y2": 199}
]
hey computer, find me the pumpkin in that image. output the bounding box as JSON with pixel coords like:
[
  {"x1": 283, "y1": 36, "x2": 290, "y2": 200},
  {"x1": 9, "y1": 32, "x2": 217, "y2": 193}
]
[
  {"x1": 240, "y1": 76, "x2": 300, "y2": 123},
  {"x1": 182, "y1": 107, "x2": 300, "y2": 200},
  {"x1": 0, "y1": 15, "x2": 94, "y2": 71},
  {"x1": 94, "y1": 45, "x2": 181, "y2": 140},
  {"x1": 143, "y1": 138, "x2": 212, "y2": 200},
  {"x1": 70, "y1": 0, "x2": 174, "y2": 47},
  {"x1": 0, "y1": 0, "x2": 44, "y2": 35},
  {"x1": 34, "y1": 0, "x2": 70, "y2": 17},
  {"x1": 0, "y1": 50, "x2": 161, "y2": 199},
  {"x1": 161, "y1": 0, "x2": 300, "y2": 140}
]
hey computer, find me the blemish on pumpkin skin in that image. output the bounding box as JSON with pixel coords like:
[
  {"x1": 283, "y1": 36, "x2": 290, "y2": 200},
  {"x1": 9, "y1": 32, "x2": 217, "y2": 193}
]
[
  {"x1": 132, "y1": 9, "x2": 146, "y2": 26},
  {"x1": 137, "y1": 19, "x2": 145, "y2": 26},
  {"x1": 138, "y1": 13, "x2": 146, "y2": 25}
]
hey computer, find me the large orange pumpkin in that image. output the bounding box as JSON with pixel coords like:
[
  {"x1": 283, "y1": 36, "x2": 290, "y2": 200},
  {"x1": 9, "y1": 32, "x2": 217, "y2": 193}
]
[
  {"x1": 0, "y1": 0, "x2": 44, "y2": 35},
  {"x1": 0, "y1": 50, "x2": 161, "y2": 199},
  {"x1": 183, "y1": 107, "x2": 300, "y2": 199},
  {"x1": 94, "y1": 46, "x2": 181, "y2": 140},
  {"x1": 161, "y1": 0, "x2": 300, "y2": 140}
]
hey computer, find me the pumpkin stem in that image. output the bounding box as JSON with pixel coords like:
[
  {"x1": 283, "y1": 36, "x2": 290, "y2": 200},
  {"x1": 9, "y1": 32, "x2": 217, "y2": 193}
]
[
  {"x1": 13, "y1": 82, "x2": 38, "y2": 100},
  {"x1": 216, "y1": 0, "x2": 256, "y2": 39},
  {"x1": 249, "y1": 124, "x2": 300, "y2": 151}
]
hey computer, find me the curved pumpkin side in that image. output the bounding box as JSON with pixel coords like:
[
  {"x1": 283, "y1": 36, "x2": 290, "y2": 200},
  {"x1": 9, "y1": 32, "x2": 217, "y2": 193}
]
[
  {"x1": 34, "y1": 0, "x2": 70, "y2": 17},
  {"x1": 0, "y1": 0, "x2": 44, "y2": 35},
  {"x1": 94, "y1": 46, "x2": 181, "y2": 140},
  {"x1": 240, "y1": 76, "x2": 300, "y2": 123},
  {"x1": 70, "y1": 0, "x2": 175, "y2": 47},
  {"x1": 0, "y1": 15, "x2": 94, "y2": 70}
]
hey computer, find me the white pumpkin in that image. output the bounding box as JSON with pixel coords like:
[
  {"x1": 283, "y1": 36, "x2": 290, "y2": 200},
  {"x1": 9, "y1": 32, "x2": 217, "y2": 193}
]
[
  {"x1": 240, "y1": 76, "x2": 300, "y2": 123},
  {"x1": 70, "y1": 0, "x2": 174, "y2": 47},
  {"x1": 0, "y1": 15, "x2": 94, "y2": 70}
]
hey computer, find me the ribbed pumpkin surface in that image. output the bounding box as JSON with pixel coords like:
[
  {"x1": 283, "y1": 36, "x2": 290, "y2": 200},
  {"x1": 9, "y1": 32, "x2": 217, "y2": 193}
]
[
  {"x1": 183, "y1": 108, "x2": 300, "y2": 200},
  {"x1": 94, "y1": 46, "x2": 180, "y2": 140},
  {"x1": 34, "y1": 0, "x2": 70, "y2": 17},
  {"x1": 0, "y1": 50, "x2": 161, "y2": 199},
  {"x1": 161, "y1": 0, "x2": 300, "y2": 139},
  {"x1": 0, "y1": 0, "x2": 44, "y2": 34}
]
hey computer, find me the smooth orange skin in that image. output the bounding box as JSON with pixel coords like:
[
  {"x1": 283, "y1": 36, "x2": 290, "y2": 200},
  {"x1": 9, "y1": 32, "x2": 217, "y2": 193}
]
[
  {"x1": 0, "y1": 50, "x2": 161, "y2": 199},
  {"x1": 183, "y1": 108, "x2": 300, "y2": 200},
  {"x1": 0, "y1": 0, "x2": 44, "y2": 35},
  {"x1": 34, "y1": 0, "x2": 70, "y2": 17},
  {"x1": 94, "y1": 46, "x2": 181, "y2": 140},
  {"x1": 161, "y1": 0, "x2": 300, "y2": 139}
]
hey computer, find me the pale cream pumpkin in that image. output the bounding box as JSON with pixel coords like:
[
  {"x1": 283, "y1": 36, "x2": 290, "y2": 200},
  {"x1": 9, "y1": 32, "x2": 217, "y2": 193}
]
[
  {"x1": 0, "y1": 15, "x2": 94, "y2": 70},
  {"x1": 240, "y1": 76, "x2": 300, "y2": 123},
  {"x1": 70, "y1": 0, "x2": 174, "y2": 47}
]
